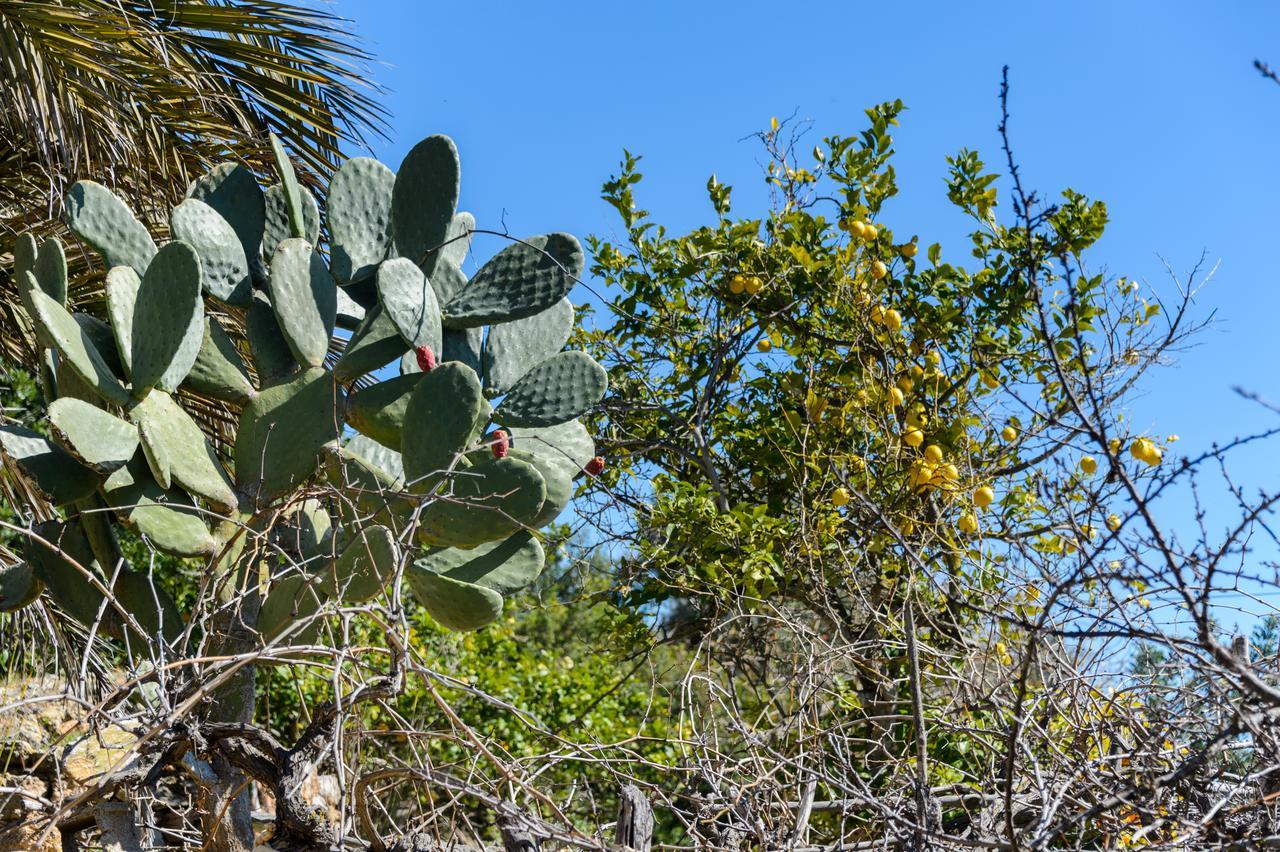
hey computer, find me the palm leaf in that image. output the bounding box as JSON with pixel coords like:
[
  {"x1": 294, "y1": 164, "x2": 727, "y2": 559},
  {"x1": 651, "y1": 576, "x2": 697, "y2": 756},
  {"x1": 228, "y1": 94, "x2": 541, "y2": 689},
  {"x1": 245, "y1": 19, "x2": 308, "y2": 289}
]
[{"x1": 0, "y1": 0, "x2": 387, "y2": 365}]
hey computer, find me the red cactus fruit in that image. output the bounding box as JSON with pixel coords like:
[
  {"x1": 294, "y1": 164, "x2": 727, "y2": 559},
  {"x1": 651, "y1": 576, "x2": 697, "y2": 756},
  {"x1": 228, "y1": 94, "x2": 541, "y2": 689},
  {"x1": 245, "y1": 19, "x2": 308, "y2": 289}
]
[
  {"x1": 415, "y1": 344, "x2": 436, "y2": 372},
  {"x1": 490, "y1": 430, "x2": 510, "y2": 459},
  {"x1": 584, "y1": 456, "x2": 605, "y2": 477}
]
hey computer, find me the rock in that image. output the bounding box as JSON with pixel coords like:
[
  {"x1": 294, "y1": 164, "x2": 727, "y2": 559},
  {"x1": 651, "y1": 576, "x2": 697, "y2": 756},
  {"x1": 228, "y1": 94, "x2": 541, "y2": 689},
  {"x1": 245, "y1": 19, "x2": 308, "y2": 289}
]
[{"x1": 0, "y1": 675, "x2": 138, "y2": 848}]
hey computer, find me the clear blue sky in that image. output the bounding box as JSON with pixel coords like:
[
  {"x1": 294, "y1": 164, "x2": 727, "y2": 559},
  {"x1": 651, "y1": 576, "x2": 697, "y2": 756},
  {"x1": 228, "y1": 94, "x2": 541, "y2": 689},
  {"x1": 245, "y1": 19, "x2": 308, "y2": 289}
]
[{"x1": 332, "y1": 1, "x2": 1280, "y2": 595}]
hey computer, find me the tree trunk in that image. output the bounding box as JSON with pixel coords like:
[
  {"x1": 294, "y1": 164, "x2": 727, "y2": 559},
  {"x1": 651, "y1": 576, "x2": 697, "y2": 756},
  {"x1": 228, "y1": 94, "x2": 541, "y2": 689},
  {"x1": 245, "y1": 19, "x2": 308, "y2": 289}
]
[{"x1": 200, "y1": 524, "x2": 262, "y2": 852}]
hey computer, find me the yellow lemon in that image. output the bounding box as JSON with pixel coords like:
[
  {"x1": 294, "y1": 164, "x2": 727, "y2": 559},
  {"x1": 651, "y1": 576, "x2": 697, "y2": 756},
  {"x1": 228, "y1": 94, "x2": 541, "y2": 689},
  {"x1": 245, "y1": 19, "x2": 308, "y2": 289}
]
[
  {"x1": 901, "y1": 240, "x2": 918, "y2": 258},
  {"x1": 903, "y1": 427, "x2": 924, "y2": 448},
  {"x1": 882, "y1": 308, "x2": 902, "y2": 332},
  {"x1": 744, "y1": 275, "x2": 763, "y2": 295},
  {"x1": 863, "y1": 224, "x2": 879, "y2": 240},
  {"x1": 974, "y1": 485, "x2": 995, "y2": 509},
  {"x1": 939, "y1": 463, "x2": 959, "y2": 483},
  {"x1": 757, "y1": 338, "x2": 772, "y2": 353},
  {"x1": 958, "y1": 513, "x2": 978, "y2": 534},
  {"x1": 1080, "y1": 455, "x2": 1098, "y2": 475},
  {"x1": 1001, "y1": 425, "x2": 1017, "y2": 442},
  {"x1": 909, "y1": 463, "x2": 935, "y2": 489},
  {"x1": 1130, "y1": 438, "x2": 1162, "y2": 467},
  {"x1": 923, "y1": 444, "x2": 944, "y2": 464},
  {"x1": 850, "y1": 220, "x2": 867, "y2": 238},
  {"x1": 728, "y1": 275, "x2": 746, "y2": 294},
  {"x1": 868, "y1": 304, "x2": 885, "y2": 324},
  {"x1": 871, "y1": 260, "x2": 888, "y2": 280},
  {"x1": 887, "y1": 386, "x2": 905, "y2": 407},
  {"x1": 832, "y1": 487, "x2": 851, "y2": 507}
]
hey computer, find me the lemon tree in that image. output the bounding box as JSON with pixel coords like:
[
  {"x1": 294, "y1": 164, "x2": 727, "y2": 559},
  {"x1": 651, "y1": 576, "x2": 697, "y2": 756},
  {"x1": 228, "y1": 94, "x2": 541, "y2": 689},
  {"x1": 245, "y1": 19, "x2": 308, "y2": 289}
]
[{"x1": 581, "y1": 102, "x2": 1187, "y2": 831}]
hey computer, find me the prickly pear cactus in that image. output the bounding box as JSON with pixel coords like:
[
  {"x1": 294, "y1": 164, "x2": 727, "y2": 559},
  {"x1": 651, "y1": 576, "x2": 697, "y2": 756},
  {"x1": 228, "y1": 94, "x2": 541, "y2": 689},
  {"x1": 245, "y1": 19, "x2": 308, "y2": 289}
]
[{"x1": 1, "y1": 133, "x2": 607, "y2": 647}]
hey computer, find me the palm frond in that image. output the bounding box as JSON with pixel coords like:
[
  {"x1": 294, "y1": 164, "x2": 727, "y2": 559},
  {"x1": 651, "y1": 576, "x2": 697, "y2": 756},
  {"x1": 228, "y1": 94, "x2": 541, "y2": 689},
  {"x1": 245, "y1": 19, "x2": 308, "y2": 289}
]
[{"x1": 0, "y1": 0, "x2": 387, "y2": 364}]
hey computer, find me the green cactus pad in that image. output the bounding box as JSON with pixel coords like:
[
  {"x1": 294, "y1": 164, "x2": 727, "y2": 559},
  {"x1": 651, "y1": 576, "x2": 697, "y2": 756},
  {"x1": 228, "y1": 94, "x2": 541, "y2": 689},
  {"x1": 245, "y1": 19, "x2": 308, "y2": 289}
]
[
  {"x1": 185, "y1": 316, "x2": 256, "y2": 404},
  {"x1": 113, "y1": 570, "x2": 184, "y2": 646},
  {"x1": 77, "y1": 497, "x2": 124, "y2": 576},
  {"x1": 34, "y1": 238, "x2": 68, "y2": 305},
  {"x1": 74, "y1": 314, "x2": 127, "y2": 382},
  {"x1": 295, "y1": 499, "x2": 334, "y2": 562},
  {"x1": 37, "y1": 349, "x2": 57, "y2": 403},
  {"x1": 268, "y1": 133, "x2": 309, "y2": 241},
  {"x1": 341, "y1": 276, "x2": 379, "y2": 310},
  {"x1": 267, "y1": 239, "x2": 336, "y2": 368},
  {"x1": 392, "y1": 135, "x2": 460, "y2": 276},
  {"x1": 131, "y1": 241, "x2": 205, "y2": 395},
  {"x1": 336, "y1": 287, "x2": 367, "y2": 331},
  {"x1": 377, "y1": 257, "x2": 442, "y2": 351},
  {"x1": 63, "y1": 180, "x2": 157, "y2": 276},
  {"x1": 103, "y1": 266, "x2": 141, "y2": 378},
  {"x1": 130, "y1": 391, "x2": 237, "y2": 513},
  {"x1": 528, "y1": 420, "x2": 597, "y2": 482},
  {"x1": 346, "y1": 373, "x2": 422, "y2": 448},
  {"x1": 104, "y1": 458, "x2": 217, "y2": 557},
  {"x1": 25, "y1": 520, "x2": 106, "y2": 625},
  {"x1": 329, "y1": 156, "x2": 395, "y2": 284},
  {"x1": 257, "y1": 573, "x2": 325, "y2": 644},
  {"x1": 441, "y1": 233, "x2": 582, "y2": 329},
  {"x1": 245, "y1": 292, "x2": 299, "y2": 384},
  {"x1": 414, "y1": 530, "x2": 544, "y2": 595},
  {"x1": 103, "y1": 458, "x2": 135, "y2": 492},
  {"x1": 343, "y1": 434, "x2": 404, "y2": 488},
  {"x1": 471, "y1": 398, "x2": 495, "y2": 446},
  {"x1": 333, "y1": 304, "x2": 409, "y2": 383},
  {"x1": 441, "y1": 327, "x2": 484, "y2": 375},
  {"x1": 171, "y1": 198, "x2": 252, "y2": 305},
  {"x1": 0, "y1": 562, "x2": 42, "y2": 612},
  {"x1": 48, "y1": 398, "x2": 138, "y2": 473},
  {"x1": 48, "y1": 358, "x2": 102, "y2": 405},
  {"x1": 509, "y1": 448, "x2": 572, "y2": 528},
  {"x1": 188, "y1": 162, "x2": 266, "y2": 270},
  {"x1": 138, "y1": 427, "x2": 171, "y2": 488},
  {"x1": 441, "y1": 212, "x2": 475, "y2": 268},
  {"x1": 400, "y1": 362, "x2": 484, "y2": 492},
  {"x1": 316, "y1": 525, "x2": 397, "y2": 603},
  {"x1": 263, "y1": 182, "x2": 321, "y2": 259},
  {"x1": 14, "y1": 237, "x2": 45, "y2": 343},
  {"x1": 482, "y1": 298, "x2": 573, "y2": 396},
  {"x1": 13, "y1": 234, "x2": 35, "y2": 287},
  {"x1": 236, "y1": 366, "x2": 341, "y2": 502},
  {"x1": 404, "y1": 569, "x2": 503, "y2": 632},
  {"x1": 428, "y1": 260, "x2": 469, "y2": 305},
  {"x1": 324, "y1": 445, "x2": 414, "y2": 529},
  {"x1": 494, "y1": 351, "x2": 607, "y2": 428},
  {"x1": 416, "y1": 456, "x2": 546, "y2": 549},
  {"x1": 25, "y1": 284, "x2": 129, "y2": 405},
  {"x1": 0, "y1": 425, "x2": 99, "y2": 506}
]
